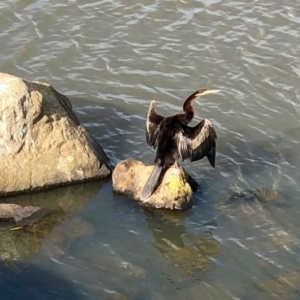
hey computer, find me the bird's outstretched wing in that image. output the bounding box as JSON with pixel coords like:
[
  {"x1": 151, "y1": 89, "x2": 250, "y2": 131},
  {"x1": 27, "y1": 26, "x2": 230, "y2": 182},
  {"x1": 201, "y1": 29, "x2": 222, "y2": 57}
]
[
  {"x1": 175, "y1": 119, "x2": 217, "y2": 167},
  {"x1": 146, "y1": 101, "x2": 164, "y2": 149}
]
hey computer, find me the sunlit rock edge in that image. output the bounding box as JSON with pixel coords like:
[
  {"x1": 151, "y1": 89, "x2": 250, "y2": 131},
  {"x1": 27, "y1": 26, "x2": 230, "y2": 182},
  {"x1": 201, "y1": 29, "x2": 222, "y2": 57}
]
[{"x1": 0, "y1": 72, "x2": 112, "y2": 198}]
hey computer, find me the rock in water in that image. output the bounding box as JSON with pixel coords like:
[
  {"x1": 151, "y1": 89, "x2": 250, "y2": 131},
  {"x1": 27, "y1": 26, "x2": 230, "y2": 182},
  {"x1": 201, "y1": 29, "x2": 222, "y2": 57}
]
[
  {"x1": 112, "y1": 159, "x2": 198, "y2": 210},
  {"x1": 0, "y1": 203, "x2": 45, "y2": 226},
  {"x1": 0, "y1": 73, "x2": 111, "y2": 197}
]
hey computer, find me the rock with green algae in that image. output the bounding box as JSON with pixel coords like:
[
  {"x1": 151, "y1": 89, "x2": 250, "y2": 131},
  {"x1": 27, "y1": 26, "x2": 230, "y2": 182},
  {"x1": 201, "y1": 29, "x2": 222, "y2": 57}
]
[{"x1": 112, "y1": 158, "x2": 198, "y2": 210}]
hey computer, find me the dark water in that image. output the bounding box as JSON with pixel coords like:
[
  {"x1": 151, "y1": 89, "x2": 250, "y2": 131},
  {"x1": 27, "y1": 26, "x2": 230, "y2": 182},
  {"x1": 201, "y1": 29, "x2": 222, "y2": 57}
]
[{"x1": 1, "y1": 0, "x2": 300, "y2": 299}]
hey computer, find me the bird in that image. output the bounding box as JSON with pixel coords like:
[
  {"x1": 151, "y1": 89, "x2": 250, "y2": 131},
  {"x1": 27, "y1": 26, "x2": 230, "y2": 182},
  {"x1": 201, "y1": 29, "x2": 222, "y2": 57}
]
[{"x1": 141, "y1": 88, "x2": 220, "y2": 201}]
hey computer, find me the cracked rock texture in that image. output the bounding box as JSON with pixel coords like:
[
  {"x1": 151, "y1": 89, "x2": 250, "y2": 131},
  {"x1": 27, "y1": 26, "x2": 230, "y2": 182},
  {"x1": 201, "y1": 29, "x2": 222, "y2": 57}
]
[{"x1": 0, "y1": 73, "x2": 111, "y2": 197}]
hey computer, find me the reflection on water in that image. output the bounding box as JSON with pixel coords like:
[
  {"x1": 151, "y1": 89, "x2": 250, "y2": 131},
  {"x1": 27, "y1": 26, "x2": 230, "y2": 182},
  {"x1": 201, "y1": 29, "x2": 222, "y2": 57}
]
[
  {"x1": 0, "y1": 211, "x2": 65, "y2": 261},
  {"x1": 251, "y1": 267, "x2": 300, "y2": 300},
  {"x1": 144, "y1": 210, "x2": 220, "y2": 280},
  {"x1": 2, "y1": 180, "x2": 105, "y2": 212},
  {"x1": 0, "y1": 181, "x2": 102, "y2": 261}
]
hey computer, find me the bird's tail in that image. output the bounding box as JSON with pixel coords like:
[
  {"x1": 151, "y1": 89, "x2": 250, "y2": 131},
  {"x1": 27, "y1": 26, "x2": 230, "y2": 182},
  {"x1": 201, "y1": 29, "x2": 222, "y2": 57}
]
[{"x1": 140, "y1": 165, "x2": 163, "y2": 201}]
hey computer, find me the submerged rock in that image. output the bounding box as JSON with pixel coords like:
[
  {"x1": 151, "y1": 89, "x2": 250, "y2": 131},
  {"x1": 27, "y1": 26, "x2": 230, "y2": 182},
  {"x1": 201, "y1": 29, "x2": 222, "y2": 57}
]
[
  {"x1": 112, "y1": 158, "x2": 198, "y2": 210},
  {"x1": 0, "y1": 182, "x2": 100, "y2": 261},
  {"x1": 217, "y1": 187, "x2": 286, "y2": 210},
  {"x1": 0, "y1": 73, "x2": 111, "y2": 197},
  {"x1": 248, "y1": 267, "x2": 300, "y2": 299},
  {"x1": 0, "y1": 203, "x2": 45, "y2": 226},
  {"x1": 0, "y1": 210, "x2": 91, "y2": 261},
  {"x1": 42, "y1": 215, "x2": 95, "y2": 257}
]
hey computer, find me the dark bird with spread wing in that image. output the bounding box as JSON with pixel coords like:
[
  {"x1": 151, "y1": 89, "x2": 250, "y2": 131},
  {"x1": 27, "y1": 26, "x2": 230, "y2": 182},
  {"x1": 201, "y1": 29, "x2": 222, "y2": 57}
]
[{"x1": 141, "y1": 88, "x2": 220, "y2": 200}]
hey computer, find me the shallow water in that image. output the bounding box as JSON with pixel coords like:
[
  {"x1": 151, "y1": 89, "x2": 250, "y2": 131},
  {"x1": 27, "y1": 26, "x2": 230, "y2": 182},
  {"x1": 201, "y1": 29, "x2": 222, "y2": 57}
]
[{"x1": 1, "y1": 0, "x2": 300, "y2": 299}]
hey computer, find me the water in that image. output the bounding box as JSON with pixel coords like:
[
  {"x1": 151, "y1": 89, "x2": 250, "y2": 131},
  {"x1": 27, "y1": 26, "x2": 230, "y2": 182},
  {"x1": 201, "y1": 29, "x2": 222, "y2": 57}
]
[{"x1": 1, "y1": 0, "x2": 300, "y2": 299}]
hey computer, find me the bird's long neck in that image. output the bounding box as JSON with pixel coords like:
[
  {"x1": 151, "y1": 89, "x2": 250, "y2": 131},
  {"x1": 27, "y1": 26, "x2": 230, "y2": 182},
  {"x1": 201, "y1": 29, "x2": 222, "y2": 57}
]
[{"x1": 182, "y1": 99, "x2": 195, "y2": 124}]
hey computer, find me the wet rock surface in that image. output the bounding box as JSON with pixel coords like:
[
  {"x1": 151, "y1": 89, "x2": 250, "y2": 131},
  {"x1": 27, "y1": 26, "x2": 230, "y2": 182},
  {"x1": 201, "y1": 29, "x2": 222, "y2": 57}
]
[{"x1": 112, "y1": 158, "x2": 198, "y2": 210}]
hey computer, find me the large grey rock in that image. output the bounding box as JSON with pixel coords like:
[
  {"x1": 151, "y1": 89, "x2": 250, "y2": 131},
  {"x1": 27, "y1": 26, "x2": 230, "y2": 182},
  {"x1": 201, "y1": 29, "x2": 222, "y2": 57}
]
[
  {"x1": 0, "y1": 73, "x2": 111, "y2": 197},
  {"x1": 112, "y1": 158, "x2": 198, "y2": 210}
]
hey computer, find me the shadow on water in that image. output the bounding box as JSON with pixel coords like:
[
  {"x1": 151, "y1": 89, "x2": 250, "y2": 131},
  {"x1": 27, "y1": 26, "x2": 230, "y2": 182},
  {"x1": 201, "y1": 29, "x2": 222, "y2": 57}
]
[
  {"x1": 196, "y1": 125, "x2": 298, "y2": 203},
  {"x1": 1, "y1": 180, "x2": 105, "y2": 211},
  {"x1": 0, "y1": 181, "x2": 104, "y2": 261},
  {"x1": 0, "y1": 261, "x2": 85, "y2": 300},
  {"x1": 143, "y1": 209, "x2": 220, "y2": 281}
]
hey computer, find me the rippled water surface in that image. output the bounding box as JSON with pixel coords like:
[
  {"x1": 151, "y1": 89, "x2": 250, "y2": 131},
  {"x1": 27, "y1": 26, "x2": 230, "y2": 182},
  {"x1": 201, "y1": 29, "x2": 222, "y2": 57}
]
[{"x1": 1, "y1": 0, "x2": 300, "y2": 299}]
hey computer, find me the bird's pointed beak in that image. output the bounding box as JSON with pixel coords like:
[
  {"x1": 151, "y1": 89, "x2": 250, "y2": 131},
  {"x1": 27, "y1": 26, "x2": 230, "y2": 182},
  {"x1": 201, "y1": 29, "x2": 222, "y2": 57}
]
[{"x1": 200, "y1": 89, "x2": 220, "y2": 96}]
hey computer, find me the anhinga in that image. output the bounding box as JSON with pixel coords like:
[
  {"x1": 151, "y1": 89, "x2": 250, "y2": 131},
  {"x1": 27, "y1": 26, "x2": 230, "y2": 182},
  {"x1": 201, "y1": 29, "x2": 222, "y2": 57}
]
[{"x1": 141, "y1": 88, "x2": 220, "y2": 201}]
